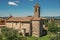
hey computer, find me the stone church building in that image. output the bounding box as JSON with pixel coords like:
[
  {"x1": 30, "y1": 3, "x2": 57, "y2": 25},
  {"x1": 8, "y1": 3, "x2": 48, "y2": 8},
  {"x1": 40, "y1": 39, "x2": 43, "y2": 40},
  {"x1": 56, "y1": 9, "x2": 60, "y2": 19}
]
[{"x1": 5, "y1": 3, "x2": 47, "y2": 37}]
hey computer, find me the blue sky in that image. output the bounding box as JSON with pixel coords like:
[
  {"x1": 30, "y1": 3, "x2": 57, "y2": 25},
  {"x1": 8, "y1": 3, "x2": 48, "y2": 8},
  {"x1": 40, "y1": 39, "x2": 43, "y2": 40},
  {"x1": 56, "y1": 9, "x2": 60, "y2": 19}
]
[{"x1": 0, "y1": 0, "x2": 60, "y2": 17}]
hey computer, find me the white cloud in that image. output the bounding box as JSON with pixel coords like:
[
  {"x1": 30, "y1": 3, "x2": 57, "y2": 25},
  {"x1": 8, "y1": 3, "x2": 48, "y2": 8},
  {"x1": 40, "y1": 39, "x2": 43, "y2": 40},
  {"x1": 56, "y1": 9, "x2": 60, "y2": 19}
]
[
  {"x1": 8, "y1": 1, "x2": 18, "y2": 6},
  {"x1": 29, "y1": 0, "x2": 34, "y2": 1}
]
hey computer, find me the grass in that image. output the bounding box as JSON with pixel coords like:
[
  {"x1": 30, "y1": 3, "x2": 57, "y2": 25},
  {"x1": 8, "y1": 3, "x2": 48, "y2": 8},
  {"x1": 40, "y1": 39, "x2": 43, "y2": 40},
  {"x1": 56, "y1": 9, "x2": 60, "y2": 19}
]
[
  {"x1": 26, "y1": 35, "x2": 50, "y2": 40},
  {"x1": 26, "y1": 33, "x2": 57, "y2": 40},
  {"x1": 38, "y1": 35, "x2": 50, "y2": 40}
]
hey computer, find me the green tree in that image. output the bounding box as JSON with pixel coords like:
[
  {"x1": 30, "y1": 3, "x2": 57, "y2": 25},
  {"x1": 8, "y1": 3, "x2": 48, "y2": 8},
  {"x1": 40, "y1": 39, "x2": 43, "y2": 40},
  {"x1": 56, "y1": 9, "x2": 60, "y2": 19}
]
[
  {"x1": 45, "y1": 22, "x2": 58, "y2": 33},
  {"x1": 48, "y1": 22, "x2": 58, "y2": 33}
]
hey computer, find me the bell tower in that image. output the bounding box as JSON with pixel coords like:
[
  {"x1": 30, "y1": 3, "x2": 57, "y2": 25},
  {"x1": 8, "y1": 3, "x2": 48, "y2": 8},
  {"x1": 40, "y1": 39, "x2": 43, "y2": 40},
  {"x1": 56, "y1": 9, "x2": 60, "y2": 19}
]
[
  {"x1": 34, "y1": 3, "x2": 40, "y2": 18},
  {"x1": 32, "y1": 3, "x2": 41, "y2": 37}
]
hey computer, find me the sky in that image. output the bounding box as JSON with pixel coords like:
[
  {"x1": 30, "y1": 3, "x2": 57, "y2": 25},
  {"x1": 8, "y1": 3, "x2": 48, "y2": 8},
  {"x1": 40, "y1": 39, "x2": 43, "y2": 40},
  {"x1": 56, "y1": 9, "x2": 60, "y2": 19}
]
[{"x1": 0, "y1": 0, "x2": 60, "y2": 17}]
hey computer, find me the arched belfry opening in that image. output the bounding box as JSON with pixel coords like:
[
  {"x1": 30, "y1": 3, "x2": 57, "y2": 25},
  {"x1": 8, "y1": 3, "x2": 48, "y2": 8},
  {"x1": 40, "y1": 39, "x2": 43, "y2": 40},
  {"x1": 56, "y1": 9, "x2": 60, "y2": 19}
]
[{"x1": 34, "y1": 3, "x2": 40, "y2": 18}]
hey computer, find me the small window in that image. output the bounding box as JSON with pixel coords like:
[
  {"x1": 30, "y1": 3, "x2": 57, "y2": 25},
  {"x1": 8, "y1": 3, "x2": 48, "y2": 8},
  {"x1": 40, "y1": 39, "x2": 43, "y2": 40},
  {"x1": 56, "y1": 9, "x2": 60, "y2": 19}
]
[{"x1": 35, "y1": 7, "x2": 37, "y2": 12}]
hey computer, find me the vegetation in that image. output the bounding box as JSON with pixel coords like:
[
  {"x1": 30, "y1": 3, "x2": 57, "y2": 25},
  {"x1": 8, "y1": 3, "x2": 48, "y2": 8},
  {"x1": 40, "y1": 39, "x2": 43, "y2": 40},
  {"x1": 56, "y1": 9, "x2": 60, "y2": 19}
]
[
  {"x1": 0, "y1": 27, "x2": 51, "y2": 40},
  {"x1": 0, "y1": 27, "x2": 27, "y2": 40},
  {"x1": 52, "y1": 34, "x2": 60, "y2": 40},
  {"x1": 48, "y1": 22, "x2": 58, "y2": 33},
  {"x1": 45, "y1": 21, "x2": 60, "y2": 40},
  {"x1": 45, "y1": 21, "x2": 60, "y2": 34}
]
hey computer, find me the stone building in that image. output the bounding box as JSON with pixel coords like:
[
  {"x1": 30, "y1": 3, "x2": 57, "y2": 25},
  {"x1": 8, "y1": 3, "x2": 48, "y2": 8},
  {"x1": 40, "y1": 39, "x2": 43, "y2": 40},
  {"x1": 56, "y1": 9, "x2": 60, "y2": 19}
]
[{"x1": 5, "y1": 3, "x2": 47, "y2": 37}]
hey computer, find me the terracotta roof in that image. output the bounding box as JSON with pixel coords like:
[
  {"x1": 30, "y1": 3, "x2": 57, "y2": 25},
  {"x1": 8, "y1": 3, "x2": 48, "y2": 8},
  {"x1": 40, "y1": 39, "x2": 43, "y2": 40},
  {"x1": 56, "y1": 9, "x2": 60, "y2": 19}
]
[
  {"x1": 6, "y1": 16, "x2": 47, "y2": 22},
  {"x1": 32, "y1": 17, "x2": 40, "y2": 21},
  {"x1": 7, "y1": 16, "x2": 33, "y2": 22},
  {"x1": 20, "y1": 17, "x2": 33, "y2": 22},
  {"x1": 7, "y1": 17, "x2": 21, "y2": 22}
]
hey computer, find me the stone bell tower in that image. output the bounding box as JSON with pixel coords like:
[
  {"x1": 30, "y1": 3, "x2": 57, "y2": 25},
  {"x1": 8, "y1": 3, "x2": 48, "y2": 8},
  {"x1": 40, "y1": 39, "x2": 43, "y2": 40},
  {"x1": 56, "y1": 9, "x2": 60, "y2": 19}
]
[
  {"x1": 32, "y1": 3, "x2": 41, "y2": 37},
  {"x1": 34, "y1": 3, "x2": 40, "y2": 18}
]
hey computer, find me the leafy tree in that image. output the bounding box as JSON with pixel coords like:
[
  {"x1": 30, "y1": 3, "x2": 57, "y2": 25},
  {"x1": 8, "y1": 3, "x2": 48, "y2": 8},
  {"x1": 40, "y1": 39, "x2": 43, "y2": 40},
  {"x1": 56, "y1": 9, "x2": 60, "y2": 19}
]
[
  {"x1": 48, "y1": 22, "x2": 58, "y2": 33},
  {"x1": 45, "y1": 22, "x2": 59, "y2": 34}
]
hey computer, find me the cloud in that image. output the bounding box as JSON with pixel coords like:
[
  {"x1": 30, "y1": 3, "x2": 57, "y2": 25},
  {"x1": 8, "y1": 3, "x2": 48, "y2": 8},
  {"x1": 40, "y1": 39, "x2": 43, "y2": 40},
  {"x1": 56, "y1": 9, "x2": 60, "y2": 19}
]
[
  {"x1": 29, "y1": 0, "x2": 34, "y2": 1},
  {"x1": 8, "y1": 1, "x2": 18, "y2": 6}
]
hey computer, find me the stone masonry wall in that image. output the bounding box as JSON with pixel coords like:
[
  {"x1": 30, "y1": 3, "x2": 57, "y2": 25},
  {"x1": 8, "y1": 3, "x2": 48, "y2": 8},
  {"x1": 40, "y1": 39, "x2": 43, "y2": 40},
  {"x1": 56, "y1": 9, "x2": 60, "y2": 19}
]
[{"x1": 32, "y1": 21, "x2": 40, "y2": 37}]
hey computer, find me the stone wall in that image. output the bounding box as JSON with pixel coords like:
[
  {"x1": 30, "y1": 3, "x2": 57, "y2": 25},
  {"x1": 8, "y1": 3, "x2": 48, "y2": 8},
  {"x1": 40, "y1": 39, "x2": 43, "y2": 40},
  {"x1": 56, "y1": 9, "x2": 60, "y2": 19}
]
[
  {"x1": 21, "y1": 22, "x2": 31, "y2": 36},
  {"x1": 6, "y1": 22, "x2": 31, "y2": 36},
  {"x1": 32, "y1": 21, "x2": 40, "y2": 37},
  {"x1": 21, "y1": 23, "x2": 30, "y2": 33},
  {"x1": 13, "y1": 22, "x2": 20, "y2": 30},
  {"x1": 6, "y1": 22, "x2": 21, "y2": 30},
  {"x1": 6, "y1": 22, "x2": 13, "y2": 28}
]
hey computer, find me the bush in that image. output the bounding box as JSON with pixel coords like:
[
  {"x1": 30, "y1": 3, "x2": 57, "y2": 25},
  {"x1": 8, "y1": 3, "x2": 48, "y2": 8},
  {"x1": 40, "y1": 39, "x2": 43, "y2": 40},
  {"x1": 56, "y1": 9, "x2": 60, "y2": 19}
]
[
  {"x1": 0, "y1": 27, "x2": 27, "y2": 40},
  {"x1": 50, "y1": 34, "x2": 60, "y2": 40}
]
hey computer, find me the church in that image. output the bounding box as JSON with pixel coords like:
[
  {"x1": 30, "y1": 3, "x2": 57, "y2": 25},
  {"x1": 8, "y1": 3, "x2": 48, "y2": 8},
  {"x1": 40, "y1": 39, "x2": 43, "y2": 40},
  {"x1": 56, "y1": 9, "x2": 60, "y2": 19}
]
[{"x1": 5, "y1": 3, "x2": 47, "y2": 37}]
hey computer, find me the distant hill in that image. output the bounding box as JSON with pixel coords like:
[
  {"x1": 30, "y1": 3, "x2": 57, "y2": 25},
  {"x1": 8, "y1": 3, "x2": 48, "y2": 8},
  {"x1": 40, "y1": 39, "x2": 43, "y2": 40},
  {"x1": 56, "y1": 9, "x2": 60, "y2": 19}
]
[
  {"x1": 54, "y1": 16, "x2": 60, "y2": 19},
  {"x1": 43, "y1": 16, "x2": 60, "y2": 19},
  {"x1": 0, "y1": 16, "x2": 60, "y2": 19},
  {"x1": 0, "y1": 17, "x2": 8, "y2": 19}
]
